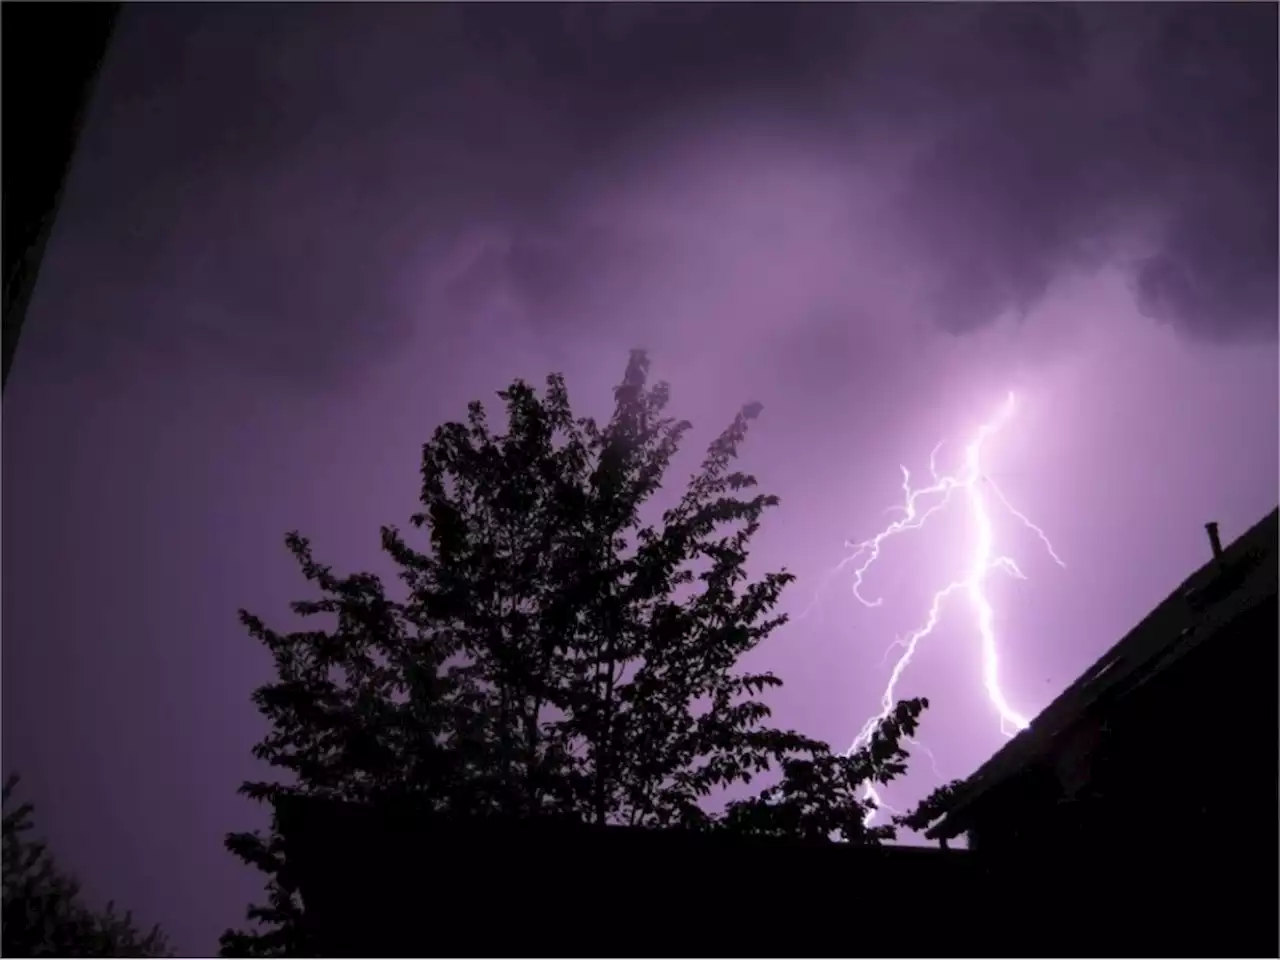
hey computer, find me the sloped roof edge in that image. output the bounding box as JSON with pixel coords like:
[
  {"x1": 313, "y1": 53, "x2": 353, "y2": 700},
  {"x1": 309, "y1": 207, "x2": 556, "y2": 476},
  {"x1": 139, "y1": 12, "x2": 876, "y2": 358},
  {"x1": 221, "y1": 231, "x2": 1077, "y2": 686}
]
[{"x1": 926, "y1": 506, "x2": 1278, "y2": 840}]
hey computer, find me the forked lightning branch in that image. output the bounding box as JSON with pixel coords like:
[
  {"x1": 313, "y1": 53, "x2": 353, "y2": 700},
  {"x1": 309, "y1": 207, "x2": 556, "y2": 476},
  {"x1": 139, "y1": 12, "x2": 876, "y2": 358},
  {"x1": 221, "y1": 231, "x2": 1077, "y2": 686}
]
[{"x1": 825, "y1": 393, "x2": 1066, "y2": 823}]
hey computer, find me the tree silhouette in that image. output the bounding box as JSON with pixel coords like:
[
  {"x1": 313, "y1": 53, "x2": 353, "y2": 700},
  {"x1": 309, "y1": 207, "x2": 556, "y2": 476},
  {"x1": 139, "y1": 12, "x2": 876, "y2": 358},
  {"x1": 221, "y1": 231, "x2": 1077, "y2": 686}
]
[
  {"x1": 723, "y1": 697, "x2": 929, "y2": 843},
  {"x1": 223, "y1": 351, "x2": 928, "y2": 955},
  {"x1": 2, "y1": 775, "x2": 171, "y2": 958},
  {"x1": 892, "y1": 777, "x2": 968, "y2": 835}
]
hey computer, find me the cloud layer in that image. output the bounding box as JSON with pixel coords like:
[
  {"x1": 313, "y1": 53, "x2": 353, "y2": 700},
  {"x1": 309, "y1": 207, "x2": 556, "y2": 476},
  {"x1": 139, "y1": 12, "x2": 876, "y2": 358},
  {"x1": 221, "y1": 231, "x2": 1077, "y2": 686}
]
[{"x1": 47, "y1": 4, "x2": 1276, "y2": 390}]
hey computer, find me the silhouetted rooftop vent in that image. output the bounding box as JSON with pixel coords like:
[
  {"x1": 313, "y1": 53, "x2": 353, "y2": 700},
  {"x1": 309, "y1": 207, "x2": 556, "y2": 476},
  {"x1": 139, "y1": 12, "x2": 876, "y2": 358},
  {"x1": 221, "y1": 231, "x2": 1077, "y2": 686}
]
[{"x1": 1205, "y1": 521, "x2": 1223, "y2": 560}]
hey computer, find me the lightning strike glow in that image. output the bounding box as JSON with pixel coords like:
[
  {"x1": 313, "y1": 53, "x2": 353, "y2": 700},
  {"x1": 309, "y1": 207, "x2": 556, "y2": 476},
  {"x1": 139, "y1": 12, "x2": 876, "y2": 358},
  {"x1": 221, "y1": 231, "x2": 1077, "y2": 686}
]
[{"x1": 835, "y1": 392, "x2": 1065, "y2": 825}]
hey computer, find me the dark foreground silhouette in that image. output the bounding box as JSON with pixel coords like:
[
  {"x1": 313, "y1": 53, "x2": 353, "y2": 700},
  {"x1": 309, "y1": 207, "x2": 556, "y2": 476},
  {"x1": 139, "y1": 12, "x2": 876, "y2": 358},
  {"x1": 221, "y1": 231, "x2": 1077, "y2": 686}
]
[
  {"x1": 221, "y1": 355, "x2": 1279, "y2": 958},
  {"x1": 277, "y1": 792, "x2": 1276, "y2": 958},
  {"x1": 221, "y1": 353, "x2": 940, "y2": 954},
  {"x1": 2, "y1": 1, "x2": 121, "y2": 390},
  {"x1": 2, "y1": 777, "x2": 171, "y2": 957}
]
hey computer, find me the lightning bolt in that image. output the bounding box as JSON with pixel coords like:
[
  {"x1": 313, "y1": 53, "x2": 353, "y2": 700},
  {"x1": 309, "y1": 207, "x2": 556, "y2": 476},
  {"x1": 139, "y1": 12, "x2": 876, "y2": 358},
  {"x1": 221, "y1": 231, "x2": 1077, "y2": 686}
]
[{"x1": 833, "y1": 392, "x2": 1065, "y2": 825}]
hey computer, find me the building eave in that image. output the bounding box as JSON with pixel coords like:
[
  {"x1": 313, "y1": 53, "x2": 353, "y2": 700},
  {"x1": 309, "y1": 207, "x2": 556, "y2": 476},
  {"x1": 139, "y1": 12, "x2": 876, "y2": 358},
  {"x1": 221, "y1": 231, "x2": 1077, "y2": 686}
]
[{"x1": 927, "y1": 507, "x2": 1278, "y2": 841}]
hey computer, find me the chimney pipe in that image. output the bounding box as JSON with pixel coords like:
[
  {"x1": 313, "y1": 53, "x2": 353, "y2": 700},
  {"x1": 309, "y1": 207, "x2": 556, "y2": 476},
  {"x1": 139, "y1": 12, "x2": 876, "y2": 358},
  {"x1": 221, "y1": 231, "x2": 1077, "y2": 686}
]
[{"x1": 1205, "y1": 521, "x2": 1223, "y2": 560}]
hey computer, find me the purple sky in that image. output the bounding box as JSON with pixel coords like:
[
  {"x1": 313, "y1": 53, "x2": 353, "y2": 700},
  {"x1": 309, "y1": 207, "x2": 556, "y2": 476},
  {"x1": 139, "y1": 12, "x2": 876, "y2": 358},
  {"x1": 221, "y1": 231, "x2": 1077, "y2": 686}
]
[{"x1": 3, "y1": 5, "x2": 1276, "y2": 953}]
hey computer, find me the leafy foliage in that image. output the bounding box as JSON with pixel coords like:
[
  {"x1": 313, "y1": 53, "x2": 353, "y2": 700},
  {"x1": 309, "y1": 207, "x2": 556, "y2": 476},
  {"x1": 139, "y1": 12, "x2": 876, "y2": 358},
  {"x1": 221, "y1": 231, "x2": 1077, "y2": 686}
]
[
  {"x1": 224, "y1": 350, "x2": 929, "y2": 954},
  {"x1": 724, "y1": 697, "x2": 929, "y2": 843},
  {"x1": 2, "y1": 775, "x2": 171, "y2": 958},
  {"x1": 893, "y1": 777, "x2": 968, "y2": 835},
  {"x1": 219, "y1": 547, "x2": 438, "y2": 957}
]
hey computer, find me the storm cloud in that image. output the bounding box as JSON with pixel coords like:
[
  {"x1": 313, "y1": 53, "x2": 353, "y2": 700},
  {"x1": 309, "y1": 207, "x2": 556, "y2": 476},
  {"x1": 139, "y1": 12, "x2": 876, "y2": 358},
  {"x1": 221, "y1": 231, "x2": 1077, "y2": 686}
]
[{"x1": 41, "y1": 2, "x2": 1275, "y2": 391}]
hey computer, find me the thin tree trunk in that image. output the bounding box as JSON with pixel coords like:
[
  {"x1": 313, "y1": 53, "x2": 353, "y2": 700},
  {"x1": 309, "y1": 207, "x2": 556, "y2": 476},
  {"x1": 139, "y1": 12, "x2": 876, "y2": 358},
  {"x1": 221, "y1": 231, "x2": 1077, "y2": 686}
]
[
  {"x1": 595, "y1": 635, "x2": 615, "y2": 826},
  {"x1": 525, "y1": 695, "x2": 542, "y2": 815},
  {"x1": 593, "y1": 566, "x2": 620, "y2": 826}
]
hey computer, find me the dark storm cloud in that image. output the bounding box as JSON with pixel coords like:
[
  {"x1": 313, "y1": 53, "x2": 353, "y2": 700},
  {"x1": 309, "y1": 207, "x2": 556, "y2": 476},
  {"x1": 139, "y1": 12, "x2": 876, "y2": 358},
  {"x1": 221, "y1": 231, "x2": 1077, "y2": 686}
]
[
  {"x1": 52, "y1": 4, "x2": 560, "y2": 386},
  {"x1": 896, "y1": 3, "x2": 1276, "y2": 342},
  {"x1": 1131, "y1": 5, "x2": 1278, "y2": 341},
  {"x1": 884, "y1": 2, "x2": 1276, "y2": 342},
  {"x1": 55, "y1": 3, "x2": 1275, "y2": 390},
  {"x1": 462, "y1": 3, "x2": 1277, "y2": 345},
  {"x1": 458, "y1": 3, "x2": 857, "y2": 131}
]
